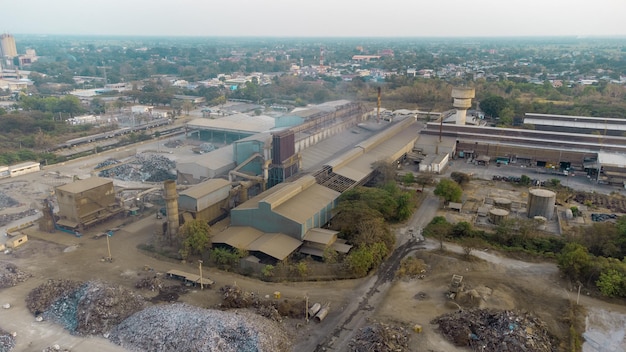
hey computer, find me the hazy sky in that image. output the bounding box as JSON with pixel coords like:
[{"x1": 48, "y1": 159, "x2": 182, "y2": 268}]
[{"x1": 3, "y1": 0, "x2": 626, "y2": 37}]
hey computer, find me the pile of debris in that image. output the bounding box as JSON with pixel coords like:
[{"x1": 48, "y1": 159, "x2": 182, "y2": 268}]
[
  {"x1": 26, "y1": 279, "x2": 146, "y2": 336},
  {"x1": 349, "y1": 322, "x2": 410, "y2": 352},
  {"x1": 109, "y1": 303, "x2": 291, "y2": 352},
  {"x1": 0, "y1": 261, "x2": 31, "y2": 289},
  {"x1": 432, "y1": 309, "x2": 558, "y2": 352},
  {"x1": 0, "y1": 192, "x2": 18, "y2": 210},
  {"x1": 94, "y1": 159, "x2": 121, "y2": 170},
  {"x1": 97, "y1": 155, "x2": 176, "y2": 182},
  {"x1": 0, "y1": 328, "x2": 15, "y2": 352},
  {"x1": 0, "y1": 209, "x2": 39, "y2": 227},
  {"x1": 219, "y1": 285, "x2": 304, "y2": 321},
  {"x1": 135, "y1": 276, "x2": 164, "y2": 291},
  {"x1": 42, "y1": 345, "x2": 71, "y2": 352},
  {"x1": 164, "y1": 140, "x2": 184, "y2": 148}
]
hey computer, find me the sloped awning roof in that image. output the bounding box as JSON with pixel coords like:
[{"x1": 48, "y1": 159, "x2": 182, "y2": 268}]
[{"x1": 212, "y1": 227, "x2": 302, "y2": 261}]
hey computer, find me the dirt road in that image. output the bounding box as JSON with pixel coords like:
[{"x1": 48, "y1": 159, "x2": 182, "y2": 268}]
[{"x1": 292, "y1": 195, "x2": 440, "y2": 352}]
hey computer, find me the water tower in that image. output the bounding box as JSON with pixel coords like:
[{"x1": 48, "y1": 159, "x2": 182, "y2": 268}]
[{"x1": 451, "y1": 87, "x2": 475, "y2": 125}]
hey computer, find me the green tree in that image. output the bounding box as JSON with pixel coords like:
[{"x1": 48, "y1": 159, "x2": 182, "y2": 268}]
[
  {"x1": 434, "y1": 178, "x2": 463, "y2": 203},
  {"x1": 450, "y1": 172, "x2": 470, "y2": 187},
  {"x1": 178, "y1": 219, "x2": 211, "y2": 255},
  {"x1": 402, "y1": 172, "x2": 415, "y2": 185},
  {"x1": 480, "y1": 95, "x2": 508, "y2": 118},
  {"x1": 345, "y1": 245, "x2": 375, "y2": 277},
  {"x1": 596, "y1": 269, "x2": 626, "y2": 297},
  {"x1": 558, "y1": 243, "x2": 592, "y2": 281}
]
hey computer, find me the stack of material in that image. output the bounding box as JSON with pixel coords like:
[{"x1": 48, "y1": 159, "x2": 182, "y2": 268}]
[
  {"x1": 349, "y1": 322, "x2": 410, "y2": 352},
  {"x1": 0, "y1": 261, "x2": 31, "y2": 289},
  {"x1": 0, "y1": 209, "x2": 38, "y2": 227},
  {"x1": 0, "y1": 192, "x2": 18, "y2": 210},
  {"x1": 97, "y1": 154, "x2": 176, "y2": 182},
  {"x1": 0, "y1": 328, "x2": 15, "y2": 352},
  {"x1": 26, "y1": 280, "x2": 146, "y2": 336},
  {"x1": 220, "y1": 285, "x2": 257, "y2": 309},
  {"x1": 432, "y1": 309, "x2": 558, "y2": 352},
  {"x1": 109, "y1": 303, "x2": 291, "y2": 352}
]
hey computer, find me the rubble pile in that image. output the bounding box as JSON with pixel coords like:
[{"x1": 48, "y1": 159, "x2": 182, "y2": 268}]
[
  {"x1": 0, "y1": 261, "x2": 31, "y2": 289},
  {"x1": 109, "y1": 303, "x2": 291, "y2": 352},
  {"x1": 219, "y1": 285, "x2": 304, "y2": 319},
  {"x1": 349, "y1": 322, "x2": 410, "y2": 352},
  {"x1": 220, "y1": 285, "x2": 257, "y2": 309},
  {"x1": 0, "y1": 209, "x2": 39, "y2": 227},
  {"x1": 42, "y1": 346, "x2": 71, "y2": 352},
  {"x1": 0, "y1": 328, "x2": 15, "y2": 352},
  {"x1": 432, "y1": 309, "x2": 558, "y2": 352},
  {"x1": 0, "y1": 192, "x2": 18, "y2": 210},
  {"x1": 97, "y1": 155, "x2": 176, "y2": 182},
  {"x1": 94, "y1": 159, "x2": 120, "y2": 170},
  {"x1": 135, "y1": 276, "x2": 164, "y2": 291},
  {"x1": 26, "y1": 280, "x2": 146, "y2": 335},
  {"x1": 164, "y1": 140, "x2": 184, "y2": 148}
]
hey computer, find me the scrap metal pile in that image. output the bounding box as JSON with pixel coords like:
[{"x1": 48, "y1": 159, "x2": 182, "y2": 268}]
[
  {"x1": 349, "y1": 322, "x2": 410, "y2": 352},
  {"x1": 26, "y1": 279, "x2": 146, "y2": 335},
  {"x1": 96, "y1": 154, "x2": 176, "y2": 182},
  {"x1": 0, "y1": 209, "x2": 38, "y2": 227},
  {"x1": 0, "y1": 328, "x2": 15, "y2": 352},
  {"x1": 432, "y1": 309, "x2": 558, "y2": 352},
  {"x1": 0, "y1": 262, "x2": 30, "y2": 289},
  {"x1": 0, "y1": 192, "x2": 18, "y2": 210},
  {"x1": 219, "y1": 285, "x2": 305, "y2": 321},
  {"x1": 23, "y1": 280, "x2": 291, "y2": 352},
  {"x1": 109, "y1": 303, "x2": 291, "y2": 352}
]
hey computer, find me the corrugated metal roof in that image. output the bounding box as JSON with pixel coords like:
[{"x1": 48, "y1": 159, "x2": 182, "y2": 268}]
[
  {"x1": 303, "y1": 228, "x2": 338, "y2": 245},
  {"x1": 273, "y1": 183, "x2": 339, "y2": 223},
  {"x1": 247, "y1": 233, "x2": 302, "y2": 260},
  {"x1": 211, "y1": 226, "x2": 264, "y2": 248},
  {"x1": 187, "y1": 114, "x2": 275, "y2": 133},
  {"x1": 56, "y1": 177, "x2": 112, "y2": 194},
  {"x1": 180, "y1": 178, "x2": 231, "y2": 199},
  {"x1": 524, "y1": 117, "x2": 626, "y2": 131},
  {"x1": 334, "y1": 125, "x2": 418, "y2": 183},
  {"x1": 212, "y1": 226, "x2": 302, "y2": 261}
]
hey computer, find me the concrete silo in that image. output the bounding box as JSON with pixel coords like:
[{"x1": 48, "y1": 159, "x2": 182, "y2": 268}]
[
  {"x1": 527, "y1": 189, "x2": 556, "y2": 220},
  {"x1": 493, "y1": 197, "x2": 512, "y2": 210},
  {"x1": 489, "y1": 208, "x2": 509, "y2": 224}
]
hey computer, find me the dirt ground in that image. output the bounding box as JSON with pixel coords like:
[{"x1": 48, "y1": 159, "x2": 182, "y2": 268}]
[{"x1": 0, "y1": 159, "x2": 625, "y2": 351}]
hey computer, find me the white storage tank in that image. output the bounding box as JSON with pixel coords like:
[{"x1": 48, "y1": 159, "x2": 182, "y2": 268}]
[{"x1": 527, "y1": 189, "x2": 556, "y2": 220}]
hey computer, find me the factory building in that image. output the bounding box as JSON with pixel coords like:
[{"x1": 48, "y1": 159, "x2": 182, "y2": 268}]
[
  {"x1": 231, "y1": 175, "x2": 339, "y2": 240},
  {"x1": 178, "y1": 178, "x2": 232, "y2": 224},
  {"x1": 55, "y1": 177, "x2": 123, "y2": 231}
]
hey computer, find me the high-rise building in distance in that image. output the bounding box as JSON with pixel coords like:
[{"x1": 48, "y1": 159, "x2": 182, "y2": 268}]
[{"x1": 0, "y1": 34, "x2": 18, "y2": 58}]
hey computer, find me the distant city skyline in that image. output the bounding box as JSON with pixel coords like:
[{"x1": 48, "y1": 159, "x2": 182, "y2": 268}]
[{"x1": 3, "y1": 0, "x2": 626, "y2": 38}]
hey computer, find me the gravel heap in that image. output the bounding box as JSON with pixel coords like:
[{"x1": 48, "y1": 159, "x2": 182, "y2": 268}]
[
  {"x1": 0, "y1": 261, "x2": 31, "y2": 289},
  {"x1": 109, "y1": 303, "x2": 291, "y2": 352},
  {"x1": 349, "y1": 322, "x2": 410, "y2": 352},
  {"x1": 26, "y1": 280, "x2": 146, "y2": 336},
  {"x1": 97, "y1": 154, "x2": 176, "y2": 182},
  {"x1": 0, "y1": 328, "x2": 15, "y2": 352},
  {"x1": 432, "y1": 308, "x2": 558, "y2": 352}
]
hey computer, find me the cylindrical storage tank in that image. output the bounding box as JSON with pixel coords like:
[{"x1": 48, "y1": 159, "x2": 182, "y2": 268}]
[
  {"x1": 308, "y1": 303, "x2": 321, "y2": 317},
  {"x1": 163, "y1": 180, "x2": 179, "y2": 238},
  {"x1": 489, "y1": 208, "x2": 509, "y2": 224},
  {"x1": 493, "y1": 198, "x2": 512, "y2": 210},
  {"x1": 314, "y1": 307, "x2": 329, "y2": 323},
  {"x1": 527, "y1": 189, "x2": 556, "y2": 220}
]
